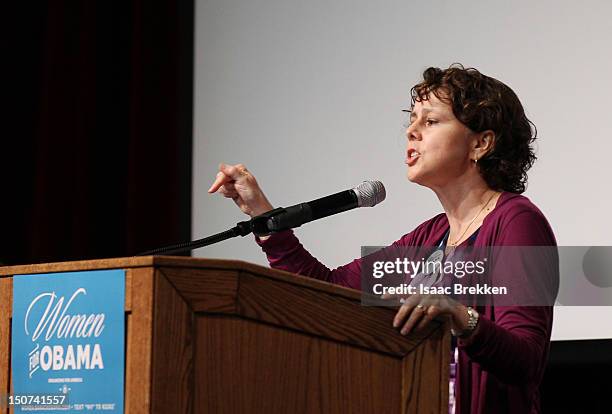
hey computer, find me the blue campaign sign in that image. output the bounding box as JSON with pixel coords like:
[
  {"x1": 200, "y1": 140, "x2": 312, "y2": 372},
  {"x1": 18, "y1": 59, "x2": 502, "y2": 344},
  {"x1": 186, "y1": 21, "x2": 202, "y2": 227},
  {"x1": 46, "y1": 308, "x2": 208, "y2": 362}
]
[{"x1": 11, "y1": 269, "x2": 125, "y2": 413}]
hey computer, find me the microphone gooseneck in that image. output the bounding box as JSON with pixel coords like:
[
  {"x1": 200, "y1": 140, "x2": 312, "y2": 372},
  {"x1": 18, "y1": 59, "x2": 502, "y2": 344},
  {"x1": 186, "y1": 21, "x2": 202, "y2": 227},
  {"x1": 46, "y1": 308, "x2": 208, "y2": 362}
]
[{"x1": 136, "y1": 180, "x2": 386, "y2": 256}]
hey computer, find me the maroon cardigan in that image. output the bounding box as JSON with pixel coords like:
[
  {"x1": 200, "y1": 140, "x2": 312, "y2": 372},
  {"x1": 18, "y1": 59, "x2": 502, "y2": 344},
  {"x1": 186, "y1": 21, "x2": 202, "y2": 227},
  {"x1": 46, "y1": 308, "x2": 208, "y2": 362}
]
[{"x1": 256, "y1": 191, "x2": 557, "y2": 414}]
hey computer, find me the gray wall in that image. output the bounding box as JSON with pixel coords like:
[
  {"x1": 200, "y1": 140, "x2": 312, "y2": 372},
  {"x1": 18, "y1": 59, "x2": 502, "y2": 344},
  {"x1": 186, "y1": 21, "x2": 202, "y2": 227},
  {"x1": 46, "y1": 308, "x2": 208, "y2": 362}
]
[{"x1": 192, "y1": 0, "x2": 612, "y2": 340}]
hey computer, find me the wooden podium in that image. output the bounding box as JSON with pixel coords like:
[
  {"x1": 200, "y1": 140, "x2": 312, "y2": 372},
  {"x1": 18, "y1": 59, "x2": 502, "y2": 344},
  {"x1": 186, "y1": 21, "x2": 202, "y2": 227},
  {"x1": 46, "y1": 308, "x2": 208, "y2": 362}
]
[{"x1": 0, "y1": 257, "x2": 450, "y2": 413}]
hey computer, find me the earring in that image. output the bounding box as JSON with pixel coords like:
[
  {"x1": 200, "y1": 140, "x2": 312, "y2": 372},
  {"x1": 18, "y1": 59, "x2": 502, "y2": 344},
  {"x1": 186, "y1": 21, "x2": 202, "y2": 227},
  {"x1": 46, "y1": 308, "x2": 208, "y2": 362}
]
[{"x1": 473, "y1": 158, "x2": 478, "y2": 164}]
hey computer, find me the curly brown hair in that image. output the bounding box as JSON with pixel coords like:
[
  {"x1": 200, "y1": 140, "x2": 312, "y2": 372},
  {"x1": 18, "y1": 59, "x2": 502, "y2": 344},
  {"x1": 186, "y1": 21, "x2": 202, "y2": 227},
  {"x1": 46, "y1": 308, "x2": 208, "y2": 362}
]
[{"x1": 410, "y1": 64, "x2": 537, "y2": 194}]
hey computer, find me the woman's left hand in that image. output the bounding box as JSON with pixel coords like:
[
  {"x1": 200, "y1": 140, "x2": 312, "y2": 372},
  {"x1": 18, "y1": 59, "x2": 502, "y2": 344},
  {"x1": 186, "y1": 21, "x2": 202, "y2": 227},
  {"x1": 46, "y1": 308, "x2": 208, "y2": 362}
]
[{"x1": 388, "y1": 293, "x2": 468, "y2": 335}]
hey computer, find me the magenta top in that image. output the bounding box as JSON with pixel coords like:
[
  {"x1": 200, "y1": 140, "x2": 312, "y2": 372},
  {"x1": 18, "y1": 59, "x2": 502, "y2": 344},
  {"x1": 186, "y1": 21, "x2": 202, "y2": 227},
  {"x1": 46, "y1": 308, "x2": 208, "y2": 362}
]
[{"x1": 256, "y1": 191, "x2": 556, "y2": 414}]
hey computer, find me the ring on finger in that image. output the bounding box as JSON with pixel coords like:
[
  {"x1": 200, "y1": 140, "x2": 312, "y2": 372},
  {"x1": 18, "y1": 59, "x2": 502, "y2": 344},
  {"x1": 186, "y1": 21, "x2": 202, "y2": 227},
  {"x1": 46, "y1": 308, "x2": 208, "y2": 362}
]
[{"x1": 416, "y1": 304, "x2": 426, "y2": 311}]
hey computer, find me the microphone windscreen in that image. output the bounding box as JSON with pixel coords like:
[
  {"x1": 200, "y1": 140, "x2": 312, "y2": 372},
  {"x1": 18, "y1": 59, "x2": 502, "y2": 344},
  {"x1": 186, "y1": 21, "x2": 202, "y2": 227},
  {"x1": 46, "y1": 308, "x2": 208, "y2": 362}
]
[{"x1": 354, "y1": 181, "x2": 386, "y2": 207}]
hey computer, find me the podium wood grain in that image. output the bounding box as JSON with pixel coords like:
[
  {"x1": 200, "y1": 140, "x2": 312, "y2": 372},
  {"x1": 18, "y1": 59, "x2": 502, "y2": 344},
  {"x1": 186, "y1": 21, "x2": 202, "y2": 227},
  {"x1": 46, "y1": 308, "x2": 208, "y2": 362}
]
[{"x1": 0, "y1": 257, "x2": 450, "y2": 413}]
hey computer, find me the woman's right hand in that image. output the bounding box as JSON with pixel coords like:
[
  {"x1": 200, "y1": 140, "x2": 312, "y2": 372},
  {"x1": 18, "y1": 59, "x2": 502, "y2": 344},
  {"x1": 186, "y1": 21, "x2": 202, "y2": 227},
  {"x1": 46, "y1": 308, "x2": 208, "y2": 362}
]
[{"x1": 207, "y1": 163, "x2": 274, "y2": 218}]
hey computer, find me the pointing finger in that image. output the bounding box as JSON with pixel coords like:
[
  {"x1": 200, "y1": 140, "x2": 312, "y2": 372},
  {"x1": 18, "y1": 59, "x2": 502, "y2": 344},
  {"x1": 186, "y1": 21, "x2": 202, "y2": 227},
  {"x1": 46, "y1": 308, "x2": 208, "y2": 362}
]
[{"x1": 208, "y1": 170, "x2": 231, "y2": 193}]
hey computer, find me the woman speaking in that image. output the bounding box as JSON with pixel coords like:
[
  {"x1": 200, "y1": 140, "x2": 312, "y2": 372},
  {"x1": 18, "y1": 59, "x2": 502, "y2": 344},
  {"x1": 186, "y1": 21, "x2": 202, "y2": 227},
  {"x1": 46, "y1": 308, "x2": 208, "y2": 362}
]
[{"x1": 208, "y1": 65, "x2": 557, "y2": 414}]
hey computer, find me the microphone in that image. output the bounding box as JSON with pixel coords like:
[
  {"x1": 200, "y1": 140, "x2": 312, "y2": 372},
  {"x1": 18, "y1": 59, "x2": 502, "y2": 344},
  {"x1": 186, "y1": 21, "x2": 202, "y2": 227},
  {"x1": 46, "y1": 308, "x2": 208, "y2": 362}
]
[
  {"x1": 250, "y1": 180, "x2": 386, "y2": 234},
  {"x1": 137, "y1": 180, "x2": 385, "y2": 255}
]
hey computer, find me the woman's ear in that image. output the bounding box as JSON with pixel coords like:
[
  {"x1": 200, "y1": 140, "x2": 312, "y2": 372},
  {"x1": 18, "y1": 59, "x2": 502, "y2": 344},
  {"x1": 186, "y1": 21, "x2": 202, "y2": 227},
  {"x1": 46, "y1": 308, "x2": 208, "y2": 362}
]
[{"x1": 473, "y1": 130, "x2": 495, "y2": 160}]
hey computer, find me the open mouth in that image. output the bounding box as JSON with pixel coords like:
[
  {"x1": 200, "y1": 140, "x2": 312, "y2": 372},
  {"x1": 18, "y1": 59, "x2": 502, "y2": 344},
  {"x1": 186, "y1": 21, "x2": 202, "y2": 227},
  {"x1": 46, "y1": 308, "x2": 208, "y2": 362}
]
[{"x1": 406, "y1": 149, "x2": 421, "y2": 166}]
